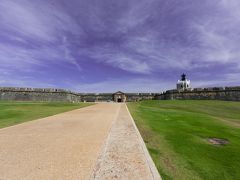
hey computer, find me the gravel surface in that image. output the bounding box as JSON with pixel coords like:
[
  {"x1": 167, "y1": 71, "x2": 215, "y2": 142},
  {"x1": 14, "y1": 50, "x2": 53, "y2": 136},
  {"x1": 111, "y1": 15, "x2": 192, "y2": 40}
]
[
  {"x1": 0, "y1": 103, "x2": 160, "y2": 180},
  {"x1": 90, "y1": 104, "x2": 161, "y2": 180}
]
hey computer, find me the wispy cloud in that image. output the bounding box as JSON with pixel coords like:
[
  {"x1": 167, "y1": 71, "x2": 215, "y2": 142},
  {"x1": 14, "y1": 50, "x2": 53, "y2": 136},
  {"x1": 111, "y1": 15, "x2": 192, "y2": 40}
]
[
  {"x1": 0, "y1": 0, "x2": 240, "y2": 91},
  {"x1": 0, "y1": 0, "x2": 82, "y2": 72},
  {"x1": 0, "y1": 0, "x2": 80, "y2": 41},
  {"x1": 0, "y1": 73, "x2": 55, "y2": 88},
  {"x1": 73, "y1": 78, "x2": 174, "y2": 93},
  {"x1": 75, "y1": 0, "x2": 240, "y2": 75}
]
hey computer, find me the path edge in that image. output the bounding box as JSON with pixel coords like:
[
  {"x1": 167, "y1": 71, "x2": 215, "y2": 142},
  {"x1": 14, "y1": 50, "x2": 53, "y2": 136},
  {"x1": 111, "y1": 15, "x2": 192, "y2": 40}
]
[
  {"x1": 89, "y1": 103, "x2": 121, "y2": 179},
  {"x1": 125, "y1": 103, "x2": 162, "y2": 180}
]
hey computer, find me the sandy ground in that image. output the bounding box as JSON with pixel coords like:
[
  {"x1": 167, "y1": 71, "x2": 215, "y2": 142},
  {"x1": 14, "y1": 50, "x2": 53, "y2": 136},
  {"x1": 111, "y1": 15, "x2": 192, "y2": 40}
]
[
  {"x1": 0, "y1": 103, "x2": 160, "y2": 180},
  {"x1": 0, "y1": 103, "x2": 120, "y2": 180}
]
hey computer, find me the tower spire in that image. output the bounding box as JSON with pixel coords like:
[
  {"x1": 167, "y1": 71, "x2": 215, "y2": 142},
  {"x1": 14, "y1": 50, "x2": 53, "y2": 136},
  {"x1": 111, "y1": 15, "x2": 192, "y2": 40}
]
[{"x1": 181, "y1": 73, "x2": 186, "y2": 81}]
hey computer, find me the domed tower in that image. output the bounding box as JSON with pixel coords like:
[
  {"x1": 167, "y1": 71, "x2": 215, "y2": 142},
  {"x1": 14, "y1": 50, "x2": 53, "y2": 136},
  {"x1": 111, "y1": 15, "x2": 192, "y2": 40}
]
[{"x1": 177, "y1": 74, "x2": 191, "y2": 91}]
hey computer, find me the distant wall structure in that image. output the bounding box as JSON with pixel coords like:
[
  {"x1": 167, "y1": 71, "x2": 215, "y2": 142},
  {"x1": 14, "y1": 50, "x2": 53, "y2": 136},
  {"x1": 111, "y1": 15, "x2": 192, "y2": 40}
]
[
  {"x1": 80, "y1": 92, "x2": 156, "y2": 102},
  {"x1": 156, "y1": 87, "x2": 240, "y2": 101},
  {"x1": 1, "y1": 86, "x2": 240, "y2": 102},
  {"x1": 126, "y1": 93, "x2": 156, "y2": 102},
  {"x1": 0, "y1": 87, "x2": 81, "y2": 102},
  {"x1": 0, "y1": 87, "x2": 156, "y2": 103},
  {"x1": 154, "y1": 74, "x2": 240, "y2": 101}
]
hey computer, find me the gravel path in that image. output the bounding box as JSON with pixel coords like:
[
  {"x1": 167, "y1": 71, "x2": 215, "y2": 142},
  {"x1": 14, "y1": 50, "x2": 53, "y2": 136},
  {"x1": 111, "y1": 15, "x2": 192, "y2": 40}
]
[
  {"x1": 0, "y1": 103, "x2": 160, "y2": 180},
  {"x1": 90, "y1": 104, "x2": 161, "y2": 180}
]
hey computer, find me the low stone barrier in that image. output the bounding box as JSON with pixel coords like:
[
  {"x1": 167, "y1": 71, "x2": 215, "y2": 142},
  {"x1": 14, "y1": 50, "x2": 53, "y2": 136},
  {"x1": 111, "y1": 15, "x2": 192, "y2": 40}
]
[
  {"x1": 0, "y1": 87, "x2": 81, "y2": 102},
  {"x1": 1, "y1": 86, "x2": 240, "y2": 102},
  {"x1": 155, "y1": 86, "x2": 240, "y2": 101}
]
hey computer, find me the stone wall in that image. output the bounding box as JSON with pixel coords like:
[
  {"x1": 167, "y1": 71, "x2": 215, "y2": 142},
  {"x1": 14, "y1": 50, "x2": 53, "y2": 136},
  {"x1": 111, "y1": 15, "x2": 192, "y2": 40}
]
[
  {"x1": 126, "y1": 93, "x2": 156, "y2": 102},
  {"x1": 0, "y1": 87, "x2": 81, "y2": 102},
  {"x1": 155, "y1": 86, "x2": 240, "y2": 101},
  {"x1": 80, "y1": 93, "x2": 156, "y2": 102},
  {"x1": 80, "y1": 93, "x2": 113, "y2": 102},
  {"x1": 1, "y1": 86, "x2": 240, "y2": 102},
  {"x1": 0, "y1": 87, "x2": 156, "y2": 102}
]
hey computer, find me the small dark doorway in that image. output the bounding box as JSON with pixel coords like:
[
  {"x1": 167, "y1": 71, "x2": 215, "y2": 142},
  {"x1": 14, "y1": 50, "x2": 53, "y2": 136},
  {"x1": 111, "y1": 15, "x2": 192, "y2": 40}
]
[{"x1": 117, "y1": 98, "x2": 122, "y2": 102}]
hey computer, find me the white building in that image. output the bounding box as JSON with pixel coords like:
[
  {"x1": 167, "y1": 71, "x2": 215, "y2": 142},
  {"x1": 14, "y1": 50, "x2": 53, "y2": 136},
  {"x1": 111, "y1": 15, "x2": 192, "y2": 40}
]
[{"x1": 177, "y1": 74, "x2": 191, "y2": 91}]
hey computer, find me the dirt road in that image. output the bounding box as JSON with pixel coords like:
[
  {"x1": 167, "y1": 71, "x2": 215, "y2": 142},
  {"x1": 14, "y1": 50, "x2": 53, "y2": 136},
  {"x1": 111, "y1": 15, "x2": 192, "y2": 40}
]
[{"x1": 0, "y1": 103, "x2": 160, "y2": 180}]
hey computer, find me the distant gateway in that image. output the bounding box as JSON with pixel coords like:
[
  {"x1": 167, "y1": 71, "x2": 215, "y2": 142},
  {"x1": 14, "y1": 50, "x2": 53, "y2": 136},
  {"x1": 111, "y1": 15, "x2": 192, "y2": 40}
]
[{"x1": 113, "y1": 91, "x2": 126, "y2": 102}]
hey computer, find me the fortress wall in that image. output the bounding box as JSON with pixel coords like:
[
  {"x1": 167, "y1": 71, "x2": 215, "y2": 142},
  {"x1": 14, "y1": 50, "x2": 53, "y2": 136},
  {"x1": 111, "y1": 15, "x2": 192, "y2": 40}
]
[
  {"x1": 155, "y1": 87, "x2": 240, "y2": 101},
  {"x1": 80, "y1": 93, "x2": 156, "y2": 102},
  {"x1": 80, "y1": 93, "x2": 113, "y2": 102},
  {"x1": 80, "y1": 93, "x2": 98, "y2": 102},
  {"x1": 0, "y1": 87, "x2": 81, "y2": 102},
  {"x1": 1, "y1": 86, "x2": 240, "y2": 102},
  {"x1": 126, "y1": 93, "x2": 156, "y2": 102},
  {"x1": 96, "y1": 94, "x2": 113, "y2": 102}
]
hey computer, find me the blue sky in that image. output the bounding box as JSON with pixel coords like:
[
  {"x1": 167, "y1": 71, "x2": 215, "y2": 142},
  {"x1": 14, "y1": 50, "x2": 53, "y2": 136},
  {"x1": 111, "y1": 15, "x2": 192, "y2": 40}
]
[{"x1": 0, "y1": 0, "x2": 240, "y2": 92}]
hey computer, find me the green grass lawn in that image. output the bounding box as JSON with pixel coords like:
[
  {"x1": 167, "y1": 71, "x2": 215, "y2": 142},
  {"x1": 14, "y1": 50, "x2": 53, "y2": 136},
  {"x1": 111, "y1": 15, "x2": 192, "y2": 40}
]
[
  {"x1": 128, "y1": 100, "x2": 240, "y2": 180},
  {"x1": 0, "y1": 101, "x2": 93, "y2": 129}
]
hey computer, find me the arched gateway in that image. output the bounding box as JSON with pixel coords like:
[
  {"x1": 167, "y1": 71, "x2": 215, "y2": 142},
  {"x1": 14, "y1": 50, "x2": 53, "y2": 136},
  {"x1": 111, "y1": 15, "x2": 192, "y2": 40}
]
[{"x1": 113, "y1": 91, "x2": 126, "y2": 102}]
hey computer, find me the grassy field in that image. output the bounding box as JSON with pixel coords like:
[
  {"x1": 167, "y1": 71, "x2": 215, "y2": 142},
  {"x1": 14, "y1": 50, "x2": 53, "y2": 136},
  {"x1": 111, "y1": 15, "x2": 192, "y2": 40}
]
[
  {"x1": 128, "y1": 100, "x2": 240, "y2": 180},
  {"x1": 0, "y1": 101, "x2": 92, "y2": 129}
]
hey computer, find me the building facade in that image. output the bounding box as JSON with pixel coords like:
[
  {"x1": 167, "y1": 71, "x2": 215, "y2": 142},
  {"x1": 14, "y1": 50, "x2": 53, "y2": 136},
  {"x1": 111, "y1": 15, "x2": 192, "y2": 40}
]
[
  {"x1": 177, "y1": 74, "x2": 191, "y2": 91},
  {"x1": 113, "y1": 91, "x2": 126, "y2": 102}
]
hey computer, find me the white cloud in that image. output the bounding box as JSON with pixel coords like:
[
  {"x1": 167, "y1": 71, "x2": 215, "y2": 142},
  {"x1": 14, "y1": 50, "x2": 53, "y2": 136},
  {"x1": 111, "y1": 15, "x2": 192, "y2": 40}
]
[
  {"x1": 1, "y1": 0, "x2": 240, "y2": 90},
  {"x1": 73, "y1": 78, "x2": 174, "y2": 93},
  {"x1": 0, "y1": 0, "x2": 82, "y2": 72},
  {"x1": 190, "y1": 1, "x2": 240, "y2": 68},
  {"x1": 79, "y1": 46, "x2": 152, "y2": 74},
  {"x1": 0, "y1": 74, "x2": 55, "y2": 88},
  {"x1": 0, "y1": 42, "x2": 79, "y2": 71},
  {"x1": 105, "y1": 55, "x2": 151, "y2": 74},
  {"x1": 0, "y1": 0, "x2": 80, "y2": 42},
  {"x1": 61, "y1": 37, "x2": 82, "y2": 71}
]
